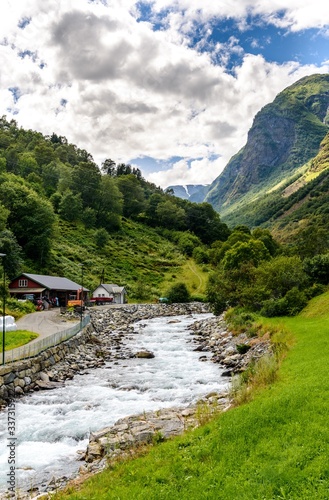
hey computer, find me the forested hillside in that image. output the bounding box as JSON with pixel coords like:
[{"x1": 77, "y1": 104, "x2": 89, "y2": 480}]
[{"x1": 0, "y1": 116, "x2": 229, "y2": 300}]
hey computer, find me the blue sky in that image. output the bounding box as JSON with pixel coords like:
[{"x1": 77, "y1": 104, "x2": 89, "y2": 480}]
[{"x1": 1, "y1": 1, "x2": 329, "y2": 188}]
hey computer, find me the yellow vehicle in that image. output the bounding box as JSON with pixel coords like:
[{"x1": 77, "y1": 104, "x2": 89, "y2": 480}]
[{"x1": 67, "y1": 288, "x2": 85, "y2": 309}]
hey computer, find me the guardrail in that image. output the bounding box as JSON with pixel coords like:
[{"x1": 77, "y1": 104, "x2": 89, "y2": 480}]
[{"x1": 4, "y1": 314, "x2": 91, "y2": 364}]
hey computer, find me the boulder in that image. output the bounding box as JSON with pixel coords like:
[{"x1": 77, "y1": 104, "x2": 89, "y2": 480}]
[{"x1": 134, "y1": 350, "x2": 155, "y2": 359}]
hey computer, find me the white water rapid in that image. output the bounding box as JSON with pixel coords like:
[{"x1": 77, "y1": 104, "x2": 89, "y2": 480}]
[{"x1": 0, "y1": 312, "x2": 229, "y2": 496}]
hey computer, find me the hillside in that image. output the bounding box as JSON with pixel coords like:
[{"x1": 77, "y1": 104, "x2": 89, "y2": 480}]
[
  {"x1": 205, "y1": 73, "x2": 329, "y2": 225},
  {"x1": 221, "y1": 132, "x2": 329, "y2": 242},
  {"x1": 0, "y1": 116, "x2": 229, "y2": 301}
]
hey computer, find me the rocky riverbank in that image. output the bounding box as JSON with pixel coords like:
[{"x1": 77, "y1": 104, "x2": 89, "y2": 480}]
[
  {"x1": 36, "y1": 302, "x2": 212, "y2": 385},
  {"x1": 76, "y1": 309, "x2": 272, "y2": 473},
  {"x1": 1, "y1": 303, "x2": 272, "y2": 499}
]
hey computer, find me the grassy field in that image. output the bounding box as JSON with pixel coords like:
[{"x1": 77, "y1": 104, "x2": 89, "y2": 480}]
[
  {"x1": 54, "y1": 292, "x2": 329, "y2": 499},
  {"x1": 0, "y1": 330, "x2": 38, "y2": 350},
  {"x1": 160, "y1": 258, "x2": 209, "y2": 298}
]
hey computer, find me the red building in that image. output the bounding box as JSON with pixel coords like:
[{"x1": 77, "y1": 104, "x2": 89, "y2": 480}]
[{"x1": 8, "y1": 273, "x2": 88, "y2": 307}]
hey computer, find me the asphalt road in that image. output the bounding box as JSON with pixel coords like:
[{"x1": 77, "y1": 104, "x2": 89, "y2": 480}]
[{"x1": 15, "y1": 309, "x2": 79, "y2": 342}]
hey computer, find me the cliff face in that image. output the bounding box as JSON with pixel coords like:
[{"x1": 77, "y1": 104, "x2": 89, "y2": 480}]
[{"x1": 205, "y1": 74, "x2": 329, "y2": 217}]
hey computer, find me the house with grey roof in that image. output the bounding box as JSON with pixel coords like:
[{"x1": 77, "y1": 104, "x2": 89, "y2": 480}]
[
  {"x1": 8, "y1": 273, "x2": 89, "y2": 307},
  {"x1": 92, "y1": 283, "x2": 127, "y2": 304}
]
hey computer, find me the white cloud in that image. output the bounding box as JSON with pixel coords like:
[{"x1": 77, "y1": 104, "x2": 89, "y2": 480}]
[
  {"x1": 146, "y1": 156, "x2": 227, "y2": 188},
  {"x1": 0, "y1": 0, "x2": 329, "y2": 189}
]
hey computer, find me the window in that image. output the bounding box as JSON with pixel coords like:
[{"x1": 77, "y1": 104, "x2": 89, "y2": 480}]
[{"x1": 18, "y1": 279, "x2": 28, "y2": 287}]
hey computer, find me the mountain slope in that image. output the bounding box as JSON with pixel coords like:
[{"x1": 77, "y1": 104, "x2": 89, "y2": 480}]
[{"x1": 205, "y1": 74, "x2": 329, "y2": 221}]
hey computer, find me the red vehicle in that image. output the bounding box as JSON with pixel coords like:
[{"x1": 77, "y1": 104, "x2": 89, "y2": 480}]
[{"x1": 89, "y1": 296, "x2": 114, "y2": 306}]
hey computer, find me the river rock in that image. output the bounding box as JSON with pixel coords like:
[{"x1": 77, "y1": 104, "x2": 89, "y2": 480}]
[{"x1": 134, "y1": 350, "x2": 155, "y2": 359}]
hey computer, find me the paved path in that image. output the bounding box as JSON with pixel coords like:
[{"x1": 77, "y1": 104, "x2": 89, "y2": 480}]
[
  {"x1": 3, "y1": 310, "x2": 81, "y2": 364},
  {"x1": 15, "y1": 309, "x2": 79, "y2": 343}
]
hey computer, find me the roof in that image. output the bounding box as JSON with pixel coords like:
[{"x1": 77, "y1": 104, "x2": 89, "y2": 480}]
[
  {"x1": 9, "y1": 287, "x2": 45, "y2": 294},
  {"x1": 96, "y1": 283, "x2": 126, "y2": 294},
  {"x1": 19, "y1": 273, "x2": 89, "y2": 292}
]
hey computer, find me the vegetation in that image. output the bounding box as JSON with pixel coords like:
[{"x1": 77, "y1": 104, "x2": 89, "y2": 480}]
[
  {"x1": 0, "y1": 329, "x2": 38, "y2": 350},
  {"x1": 2, "y1": 74, "x2": 329, "y2": 498},
  {"x1": 54, "y1": 292, "x2": 329, "y2": 499},
  {"x1": 166, "y1": 282, "x2": 191, "y2": 303},
  {"x1": 0, "y1": 116, "x2": 229, "y2": 302},
  {"x1": 206, "y1": 74, "x2": 329, "y2": 227}
]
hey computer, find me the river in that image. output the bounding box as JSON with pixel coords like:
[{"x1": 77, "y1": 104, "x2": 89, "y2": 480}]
[{"x1": 0, "y1": 312, "x2": 229, "y2": 497}]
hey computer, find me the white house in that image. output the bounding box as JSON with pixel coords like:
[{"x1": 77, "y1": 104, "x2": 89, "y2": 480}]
[{"x1": 92, "y1": 283, "x2": 127, "y2": 304}]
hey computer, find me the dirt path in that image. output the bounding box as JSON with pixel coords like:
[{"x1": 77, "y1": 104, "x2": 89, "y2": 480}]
[{"x1": 187, "y1": 260, "x2": 204, "y2": 293}]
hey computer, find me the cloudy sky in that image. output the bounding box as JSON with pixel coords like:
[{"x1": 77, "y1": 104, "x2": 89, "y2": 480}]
[{"x1": 1, "y1": 1, "x2": 329, "y2": 189}]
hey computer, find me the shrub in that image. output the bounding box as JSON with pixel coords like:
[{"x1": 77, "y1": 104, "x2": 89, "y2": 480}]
[
  {"x1": 166, "y1": 282, "x2": 190, "y2": 303},
  {"x1": 260, "y1": 287, "x2": 307, "y2": 317},
  {"x1": 192, "y1": 246, "x2": 209, "y2": 264}
]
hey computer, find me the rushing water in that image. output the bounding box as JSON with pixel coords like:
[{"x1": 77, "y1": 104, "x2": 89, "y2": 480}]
[{"x1": 0, "y1": 313, "x2": 229, "y2": 495}]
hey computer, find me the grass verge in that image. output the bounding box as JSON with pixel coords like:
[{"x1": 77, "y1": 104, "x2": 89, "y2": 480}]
[
  {"x1": 54, "y1": 292, "x2": 329, "y2": 499},
  {"x1": 0, "y1": 330, "x2": 38, "y2": 350}
]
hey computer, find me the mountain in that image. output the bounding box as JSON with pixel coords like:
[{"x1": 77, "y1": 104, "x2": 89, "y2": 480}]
[
  {"x1": 166, "y1": 184, "x2": 209, "y2": 202},
  {"x1": 205, "y1": 74, "x2": 329, "y2": 226}
]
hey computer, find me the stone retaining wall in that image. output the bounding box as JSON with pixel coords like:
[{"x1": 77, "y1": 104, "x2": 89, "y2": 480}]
[{"x1": 0, "y1": 325, "x2": 93, "y2": 407}]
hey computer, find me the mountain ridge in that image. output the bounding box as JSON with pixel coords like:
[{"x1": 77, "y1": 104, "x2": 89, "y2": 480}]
[{"x1": 204, "y1": 73, "x2": 329, "y2": 224}]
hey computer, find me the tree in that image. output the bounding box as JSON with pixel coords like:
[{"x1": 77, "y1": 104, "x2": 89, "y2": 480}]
[
  {"x1": 101, "y1": 158, "x2": 116, "y2": 176},
  {"x1": 304, "y1": 253, "x2": 329, "y2": 284},
  {"x1": 0, "y1": 180, "x2": 56, "y2": 264},
  {"x1": 41, "y1": 161, "x2": 61, "y2": 196},
  {"x1": 222, "y1": 240, "x2": 271, "y2": 270},
  {"x1": 0, "y1": 229, "x2": 23, "y2": 278},
  {"x1": 185, "y1": 202, "x2": 230, "y2": 244},
  {"x1": 255, "y1": 255, "x2": 308, "y2": 299},
  {"x1": 58, "y1": 190, "x2": 83, "y2": 222},
  {"x1": 295, "y1": 225, "x2": 329, "y2": 258},
  {"x1": 167, "y1": 282, "x2": 190, "y2": 303},
  {"x1": 33, "y1": 143, "x2": 56, "y2": 167},
  {"x1": 17, "y1": 152, "x2": 39, "y2": 176},
  {"x1": 252, "y1": 228, "x2": 280, "y2": 256},
  {"x1": 0, "y1": 203, "x2": 9, "y2": 231},
  {"x1": 116, "y1": 174, "x2": 145, "y2": 218},
  {"x1": 145, "y1": 193, "x2": 163, "y2": 226},
  {"x1": 95, "y1": 175, "x2": 123, "y2": 229},
  {"x1": 156, "y1": 200, "x2": 186, "y2": 230},
  {"x1": 177, "y1": 232, "x2": 201, "y2": 256},
  {"x1": 70, "y1": 162, "x2": 101, "y2": 208}
]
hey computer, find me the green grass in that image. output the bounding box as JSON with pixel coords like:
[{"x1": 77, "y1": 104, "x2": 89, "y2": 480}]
[
  {"x1": 0, "y1": 330, "x2": 38, "y2": 350},
  {"x1": 161, "y1": 258, "x2": 209, "y2": 298},
  {"x1": 54, "y1": 292, "x2": 329, "y2": 499}
]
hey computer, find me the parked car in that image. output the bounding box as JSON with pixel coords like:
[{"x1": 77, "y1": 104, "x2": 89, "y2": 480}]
[{"x1": 18, "y1": 293, "x2": 35, "y2": 302}]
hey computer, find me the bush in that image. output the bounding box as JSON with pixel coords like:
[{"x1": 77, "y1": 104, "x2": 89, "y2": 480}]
[
  {"x1": 284, "y1": 287, "x2": 308, "y2": 315},
  {"x1": 192, "y1": 246, "x2": 209, "y2": 264},
  {"x1": 304, "y1": 253, "x2": 329, "y2": 284},
  {"x1": 166, "y1": 282, "x2": 190, "y2": 303},
  {"x1": 260, "y1": 298, "x2": 289, "y2": 317},
  {"x1": 5, "y1": 297, "x2": 36, "y2": 318},
  {"x1": 190, "y1": 294, "x2": 206, "y2": 303},
  {"x1": 260, "y1": 287, "x2": 308, "y2": 317}
]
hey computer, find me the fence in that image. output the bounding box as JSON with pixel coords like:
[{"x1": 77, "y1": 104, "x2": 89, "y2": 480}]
[{"x1": 4, "y1": 314, "x2": 91, "y2": 364}]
